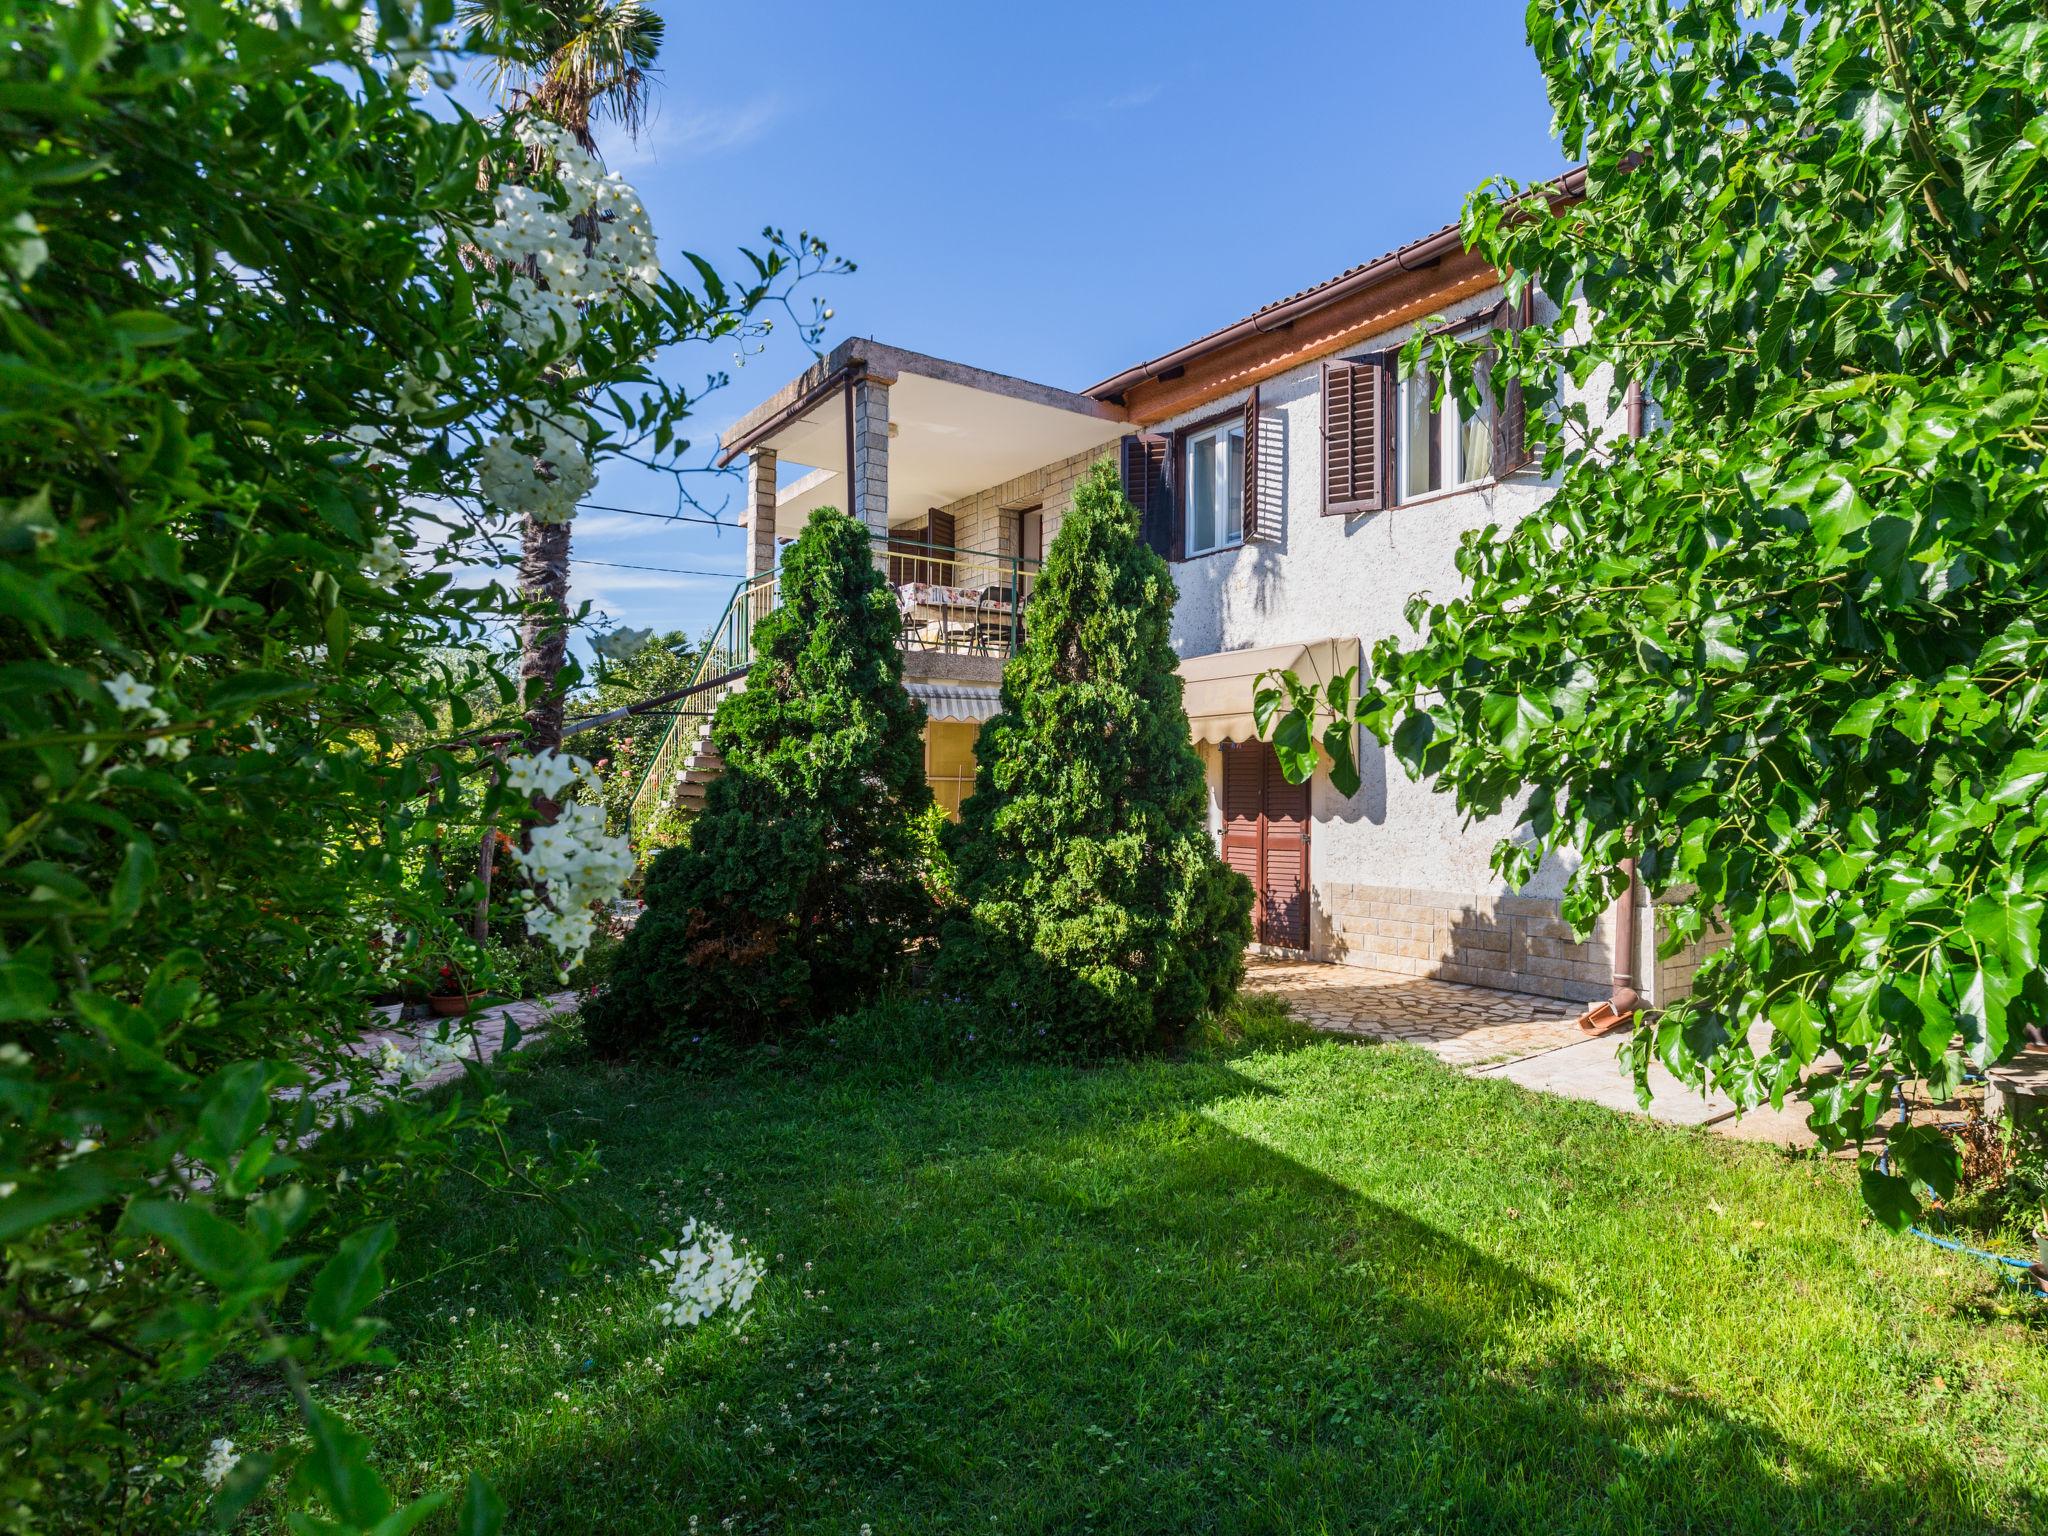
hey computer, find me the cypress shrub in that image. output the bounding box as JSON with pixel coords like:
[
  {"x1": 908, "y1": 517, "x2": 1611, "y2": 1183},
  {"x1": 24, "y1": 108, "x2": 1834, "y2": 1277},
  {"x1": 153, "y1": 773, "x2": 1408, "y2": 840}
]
[
  {"x1": 583, "y1": 508, "x2": 934, "y2": 1055},
  {"x1": 934, "y1": 460, "x2": 1253, "y2": 1054}
]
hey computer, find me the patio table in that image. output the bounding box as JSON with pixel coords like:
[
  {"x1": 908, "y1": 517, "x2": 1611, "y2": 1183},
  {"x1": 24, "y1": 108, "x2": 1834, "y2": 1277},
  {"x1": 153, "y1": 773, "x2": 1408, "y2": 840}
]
[{"x1": 896, "y1": 581, "x2": 1015, "y2": 652}]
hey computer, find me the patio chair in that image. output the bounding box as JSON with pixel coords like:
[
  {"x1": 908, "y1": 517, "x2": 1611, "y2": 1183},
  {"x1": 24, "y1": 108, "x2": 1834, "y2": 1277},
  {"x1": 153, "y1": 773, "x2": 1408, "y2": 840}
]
[{"x1": 972, "y1": 586, "x2": 1017, "y2": 653}]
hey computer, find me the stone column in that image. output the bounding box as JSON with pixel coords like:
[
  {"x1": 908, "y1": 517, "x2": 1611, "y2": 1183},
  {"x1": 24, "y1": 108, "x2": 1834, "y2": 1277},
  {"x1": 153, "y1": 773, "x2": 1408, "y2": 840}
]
[
  {"x1": 850, "y1": 372, "x2": 893, "y2": 570},
  {"x1": 744, "y1": 446, "x2": 777, "y2": 577}
]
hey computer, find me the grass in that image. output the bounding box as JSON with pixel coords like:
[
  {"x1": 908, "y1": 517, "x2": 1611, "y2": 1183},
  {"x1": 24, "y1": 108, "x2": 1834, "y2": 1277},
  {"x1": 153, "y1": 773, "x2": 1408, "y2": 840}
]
[{"x1": 181, "y1": 1003, "x2": 2048, "y2": 1534}]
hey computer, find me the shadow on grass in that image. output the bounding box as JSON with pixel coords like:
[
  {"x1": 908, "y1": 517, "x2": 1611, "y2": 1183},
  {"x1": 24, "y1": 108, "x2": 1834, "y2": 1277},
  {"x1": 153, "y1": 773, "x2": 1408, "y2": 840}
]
[{"x1": 369, "y1": 1049, "x2": 2040, "y2": 1536}]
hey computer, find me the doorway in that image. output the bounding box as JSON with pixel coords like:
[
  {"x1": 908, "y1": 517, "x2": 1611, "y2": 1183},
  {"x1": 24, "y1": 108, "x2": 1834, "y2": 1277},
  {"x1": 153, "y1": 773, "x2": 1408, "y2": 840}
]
[{"x1": 1220, "y1": 739, "x2": 1310, "y2": 950}]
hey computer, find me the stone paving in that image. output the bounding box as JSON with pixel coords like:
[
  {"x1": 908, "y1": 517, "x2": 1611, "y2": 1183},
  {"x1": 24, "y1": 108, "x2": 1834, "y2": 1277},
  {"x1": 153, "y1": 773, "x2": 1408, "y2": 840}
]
[
  {"x1": 1244, "y1": 958, "x2": 1847, "y2": 1148},
  {"x1": 1244, "y1": 957, "x2": 1587, "y2": 1067},
  {"x1": 356, "y1": 990, "x2": 578, "y2": 1093}
]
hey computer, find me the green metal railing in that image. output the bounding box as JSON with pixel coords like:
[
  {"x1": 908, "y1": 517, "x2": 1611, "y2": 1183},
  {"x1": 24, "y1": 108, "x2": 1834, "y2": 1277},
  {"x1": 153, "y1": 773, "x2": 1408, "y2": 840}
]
[
  {"x1": 625, "y1": 535, "x2": 1043, "y2": 836},
  {"x1": 626, "y1": 566, "x2": 776, "y2": 833},
  {"x1": 882, "y1": 535, "x2": 1040, "y2": 659}
]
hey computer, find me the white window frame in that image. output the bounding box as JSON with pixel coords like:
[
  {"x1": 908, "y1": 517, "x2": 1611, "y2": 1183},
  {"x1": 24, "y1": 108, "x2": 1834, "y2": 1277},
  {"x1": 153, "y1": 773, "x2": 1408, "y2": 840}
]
[
  {"x1": 1397, "y1": 338, "x2": 1497, "y2": 504},
  {"x1": 1182, "y1": 420, "x2": 1245, "y2": 556}
]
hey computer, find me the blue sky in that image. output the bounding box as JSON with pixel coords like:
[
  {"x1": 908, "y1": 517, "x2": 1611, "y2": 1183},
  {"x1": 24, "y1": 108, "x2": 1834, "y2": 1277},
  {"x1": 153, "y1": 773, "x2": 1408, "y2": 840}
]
[{"x1": 559, "y1": 0, "x2": 1567, "y2": 650}]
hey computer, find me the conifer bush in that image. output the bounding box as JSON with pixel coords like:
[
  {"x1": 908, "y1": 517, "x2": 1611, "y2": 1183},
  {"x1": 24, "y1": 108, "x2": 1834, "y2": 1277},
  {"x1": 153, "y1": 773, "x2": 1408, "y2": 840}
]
[
  {"x1": 935, "y1": 462, "x2": 1252, "y2": 1055},
  {"x1": 584, "y1": 509, "x2": 934, "y2": 1054}
]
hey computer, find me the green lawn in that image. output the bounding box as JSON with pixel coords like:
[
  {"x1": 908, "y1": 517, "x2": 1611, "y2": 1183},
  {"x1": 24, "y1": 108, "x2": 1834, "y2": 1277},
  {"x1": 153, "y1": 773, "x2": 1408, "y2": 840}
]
[{"x1": 187, "y1": 1017, "x2": 2048, "y2": 1534}]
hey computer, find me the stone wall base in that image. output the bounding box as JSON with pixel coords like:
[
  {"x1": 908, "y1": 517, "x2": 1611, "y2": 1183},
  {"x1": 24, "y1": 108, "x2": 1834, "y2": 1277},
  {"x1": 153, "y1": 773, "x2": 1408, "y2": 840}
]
[
  {"x1": 1311, "y1": 882, "x2": 1610, "y2": 1004},
  {"x1": 1305, "y1": 881, "x2": 1734, "y2": 1012}
]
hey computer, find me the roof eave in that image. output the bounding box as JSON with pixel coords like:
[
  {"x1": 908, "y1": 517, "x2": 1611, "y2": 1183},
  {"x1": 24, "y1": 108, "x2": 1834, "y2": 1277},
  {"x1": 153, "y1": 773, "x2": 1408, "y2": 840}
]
[
  {"x1": 1085, "y1": 165, "x2": 1589, "y2": 405},
  {"x1": 717, "y1": 338, "x2": 1127, "y2": 468}
]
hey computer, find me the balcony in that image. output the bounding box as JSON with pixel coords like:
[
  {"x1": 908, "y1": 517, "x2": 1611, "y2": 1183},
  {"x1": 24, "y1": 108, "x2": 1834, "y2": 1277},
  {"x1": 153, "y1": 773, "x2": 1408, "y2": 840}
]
[
  {"x1": 883, "y1": 533, "x2": 1039, "y2": 659},
  {"x1": 629, "y1": 338, "x2": 1128, "y2": 834},
  {"x1": 623, "y1": 536, "x2": 1039, "y2": 832}
]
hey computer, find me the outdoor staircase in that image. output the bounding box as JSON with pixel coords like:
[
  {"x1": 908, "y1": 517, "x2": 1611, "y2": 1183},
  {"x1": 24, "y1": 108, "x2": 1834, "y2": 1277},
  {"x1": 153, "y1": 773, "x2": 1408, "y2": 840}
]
[
  {"x1": 624, "y1": 567, "x2": 778, "y2": 843},
  {"x1": 670, "y1": 675, "x2": 743, "y2": 810}
]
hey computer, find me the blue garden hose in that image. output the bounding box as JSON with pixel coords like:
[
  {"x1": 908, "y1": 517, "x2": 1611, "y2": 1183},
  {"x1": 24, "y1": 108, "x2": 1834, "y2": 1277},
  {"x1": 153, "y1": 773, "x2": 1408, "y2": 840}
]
[{"x1": 1881, "y1": 1082, "x2": 2045, "y2": 1296}]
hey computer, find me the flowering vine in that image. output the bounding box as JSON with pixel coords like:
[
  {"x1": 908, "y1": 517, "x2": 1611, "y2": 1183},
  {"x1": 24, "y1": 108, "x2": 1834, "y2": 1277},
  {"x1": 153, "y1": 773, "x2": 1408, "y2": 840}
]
[{"x1": 502, "y1": 751, "x2": 634, "y2": 963}]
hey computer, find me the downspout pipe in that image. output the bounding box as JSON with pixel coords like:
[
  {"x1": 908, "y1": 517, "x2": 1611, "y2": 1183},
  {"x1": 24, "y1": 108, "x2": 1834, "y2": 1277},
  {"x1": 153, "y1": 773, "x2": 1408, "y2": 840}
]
[{"x1": 1578, "y1": 380, "x2": 1648, "y2": 1037}]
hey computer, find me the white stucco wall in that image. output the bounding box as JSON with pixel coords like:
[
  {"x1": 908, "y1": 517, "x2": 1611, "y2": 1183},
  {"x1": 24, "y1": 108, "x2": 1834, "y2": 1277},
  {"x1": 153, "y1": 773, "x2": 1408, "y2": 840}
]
[{"x1": 1160, "y1": 285, "x2": 1619, "y2": 916}]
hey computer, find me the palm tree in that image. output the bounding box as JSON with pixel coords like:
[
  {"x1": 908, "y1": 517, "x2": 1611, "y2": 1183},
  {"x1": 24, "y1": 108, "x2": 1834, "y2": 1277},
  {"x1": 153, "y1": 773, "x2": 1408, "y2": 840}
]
[
  {"x1": 463, "y1": 0, "x2": 664, "y2": 150},
  {"x1": 462, "y1": 0, "x2": 664, "y2": 785}
]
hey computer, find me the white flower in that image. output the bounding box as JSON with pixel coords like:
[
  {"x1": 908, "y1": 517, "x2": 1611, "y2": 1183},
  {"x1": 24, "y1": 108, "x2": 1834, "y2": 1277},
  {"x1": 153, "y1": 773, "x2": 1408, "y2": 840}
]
[
  {"x1": 362, "y1": 535, "x2": 407, "y2": 583},
  {"x1": 497, "y1": 275, "x2": 582, "y2": 356},
  {"x1": 477, "y1": 404, "x2": 594, "y2": 525},
  {"x1": 649, "y1": 1220, "x2": 765, "y2": 1329},
  {"x1": 102, "y1": 672, "x2": 155, "y2": 711},
  {"x1": 463, "y1": 112, "x2": 663, "y2": 496},
  {"x1": 143, "y1": 733, "x2": 191, "y2": 760},
  {"x1": 502, "y1": 749, "x2": 592, "y2": 802},
  {"x1": 5, "y1": 212, "x2": 46, "y2": 284},
  {"x1": 200, "y1": 1438, "x2": 238, "y2": 1489},
  {"x1": 508, "y1": 802, "x2": 632, "y2": 964}
]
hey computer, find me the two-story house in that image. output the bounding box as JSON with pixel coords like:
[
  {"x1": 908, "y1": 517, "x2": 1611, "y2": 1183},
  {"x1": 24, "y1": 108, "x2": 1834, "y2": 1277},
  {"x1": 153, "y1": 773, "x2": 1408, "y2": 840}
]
[{"x1": 635, "y1": 189, "x2": 1717, "y2": 1017}]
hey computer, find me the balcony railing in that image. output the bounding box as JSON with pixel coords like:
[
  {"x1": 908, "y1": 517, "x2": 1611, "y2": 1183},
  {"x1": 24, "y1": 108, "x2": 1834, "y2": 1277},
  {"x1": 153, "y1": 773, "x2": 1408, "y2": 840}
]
[
  {"x1": 883, "y1": 538, "x2": 1040, "y2": 658},
  {"x1": 625, "y1": 536, "x2": 1039, "y2": 833}
]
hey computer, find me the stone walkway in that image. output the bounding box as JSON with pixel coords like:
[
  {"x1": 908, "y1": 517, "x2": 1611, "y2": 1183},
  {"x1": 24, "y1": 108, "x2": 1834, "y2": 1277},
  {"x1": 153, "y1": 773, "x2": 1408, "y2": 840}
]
[
  {"x1": 355, "y1": 990, "x2": 579, "y2": 1093},
  {"x1": 1244, "y1": 957, "x2": 1586, "y2": 1067},
  {"x1": 1243, "y1": 958, "x2": 1853, "y2": 1148}
]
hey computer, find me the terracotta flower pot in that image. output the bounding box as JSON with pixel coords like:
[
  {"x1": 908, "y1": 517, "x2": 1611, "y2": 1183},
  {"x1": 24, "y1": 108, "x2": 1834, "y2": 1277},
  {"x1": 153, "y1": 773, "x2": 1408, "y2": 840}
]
[{"x1": 428, "y1": 991, "x2": 480, "y2": 1017}]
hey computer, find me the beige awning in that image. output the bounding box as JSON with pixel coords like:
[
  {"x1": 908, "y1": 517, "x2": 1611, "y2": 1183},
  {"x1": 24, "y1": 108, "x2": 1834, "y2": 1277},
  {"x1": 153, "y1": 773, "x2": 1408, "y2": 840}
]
[
  {"x1": 906, "y1": 681, "x2": 1003, "y2": 723},
  {"x1": 1177, "y1": 638, "x2": 1361, "y2": 746}
]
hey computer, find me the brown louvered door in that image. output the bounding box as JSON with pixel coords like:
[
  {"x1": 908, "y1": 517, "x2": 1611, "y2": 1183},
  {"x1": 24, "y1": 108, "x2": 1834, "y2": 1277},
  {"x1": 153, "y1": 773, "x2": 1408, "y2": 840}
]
[
  {"x1": 1259, "y1": 745, "x2": 1310, "y2": 949},
  {"x1": 1220, "y1": 744, "x2": 1265, "y2": 927},
  {"x1": 1220, "y1": 741, "x2": 1311, "y2": 950},
  {"x1": 1323, "y1": 357, "x2": 1391, "y2": 515}
]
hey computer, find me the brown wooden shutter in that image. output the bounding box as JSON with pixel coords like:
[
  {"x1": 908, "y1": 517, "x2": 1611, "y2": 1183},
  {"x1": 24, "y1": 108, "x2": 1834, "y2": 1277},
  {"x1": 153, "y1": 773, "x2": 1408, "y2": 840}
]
[
  {"x1": 1241, "y1": 385, "x2": 1270, "y2": 542},
  {"x1": 926, "y1": 509, "x2": 956, "y2": 585},
  {"x1": 886, "y1": 518, "x2": 925, "y2": 586},
  {"x1": 1491, "y1": 285, "x2": 1536, "y2": 477},
  {"x1": 1322, "y1": 358, "x2": 1390, "y2": 515},
  {"x1": 1120, "y1": 433, "x2": 1174, "y2": 558}
]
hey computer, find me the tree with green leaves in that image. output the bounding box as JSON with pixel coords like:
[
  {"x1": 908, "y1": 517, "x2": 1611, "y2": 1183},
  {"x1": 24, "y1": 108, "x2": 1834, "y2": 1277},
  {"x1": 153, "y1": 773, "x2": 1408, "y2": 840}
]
[
  {"x1": 1260, "y1": 0, "x2": 2048, "y2": 1226},
  {"x1": 576, "y1": 627, "x2": 697, "y2": 829},
  {"x1": 582, "y1": 508, "x2": 935, "y2": 1055},
  {"x1": 934, "y1": 462, "x2": 1252, "y2": 1056},
  {"x1": 0, "y1": 3, "x2": 829, "y2": 1527}
]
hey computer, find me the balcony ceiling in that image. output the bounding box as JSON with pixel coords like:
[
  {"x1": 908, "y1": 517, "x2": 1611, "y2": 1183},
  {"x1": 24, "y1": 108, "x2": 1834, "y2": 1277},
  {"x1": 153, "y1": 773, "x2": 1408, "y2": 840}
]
[{"x1": 719, "y1": 339, "x2": 1127, "y2": 531}]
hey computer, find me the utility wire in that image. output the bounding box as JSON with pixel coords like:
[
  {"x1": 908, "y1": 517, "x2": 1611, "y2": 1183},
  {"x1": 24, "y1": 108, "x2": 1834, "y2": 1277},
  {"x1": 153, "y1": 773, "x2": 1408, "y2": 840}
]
[
  {"x1": 576, "y1": 557, "x2": 744, "y2": 578},
  {"x1": 410, "y1": 491, "x2": 743, "y2": 530},
  {"x1": 578, "y1": 501, "x2": 740, "y2": 529}
]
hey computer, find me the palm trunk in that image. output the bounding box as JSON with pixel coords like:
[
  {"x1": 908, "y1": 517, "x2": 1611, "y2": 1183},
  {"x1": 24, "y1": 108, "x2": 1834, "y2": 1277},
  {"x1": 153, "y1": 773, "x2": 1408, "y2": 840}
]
[{"x1": 518, "y1": 514, "x2": 573, "y2": 824}]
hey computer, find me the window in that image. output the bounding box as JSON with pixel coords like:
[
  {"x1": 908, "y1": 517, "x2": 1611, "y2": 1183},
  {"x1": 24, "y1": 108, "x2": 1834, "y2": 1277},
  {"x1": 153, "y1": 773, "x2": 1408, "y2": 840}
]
[
  {"x1": 925, "y1": 721, "x2": 980, "y2": 820},
  {"x1": 1398, "y1": 344, "x2": 1497, "y2": 502},
  {"x1": 1183, "y1": 421, "x2": 1245, "y2": 555}
]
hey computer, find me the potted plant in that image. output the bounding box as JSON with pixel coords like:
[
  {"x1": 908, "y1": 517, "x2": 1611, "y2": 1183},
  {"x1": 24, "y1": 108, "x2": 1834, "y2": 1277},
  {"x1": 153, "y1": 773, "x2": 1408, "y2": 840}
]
[{"x1": 421, "y1": 931, "x2": 486, "y2": 1017}]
